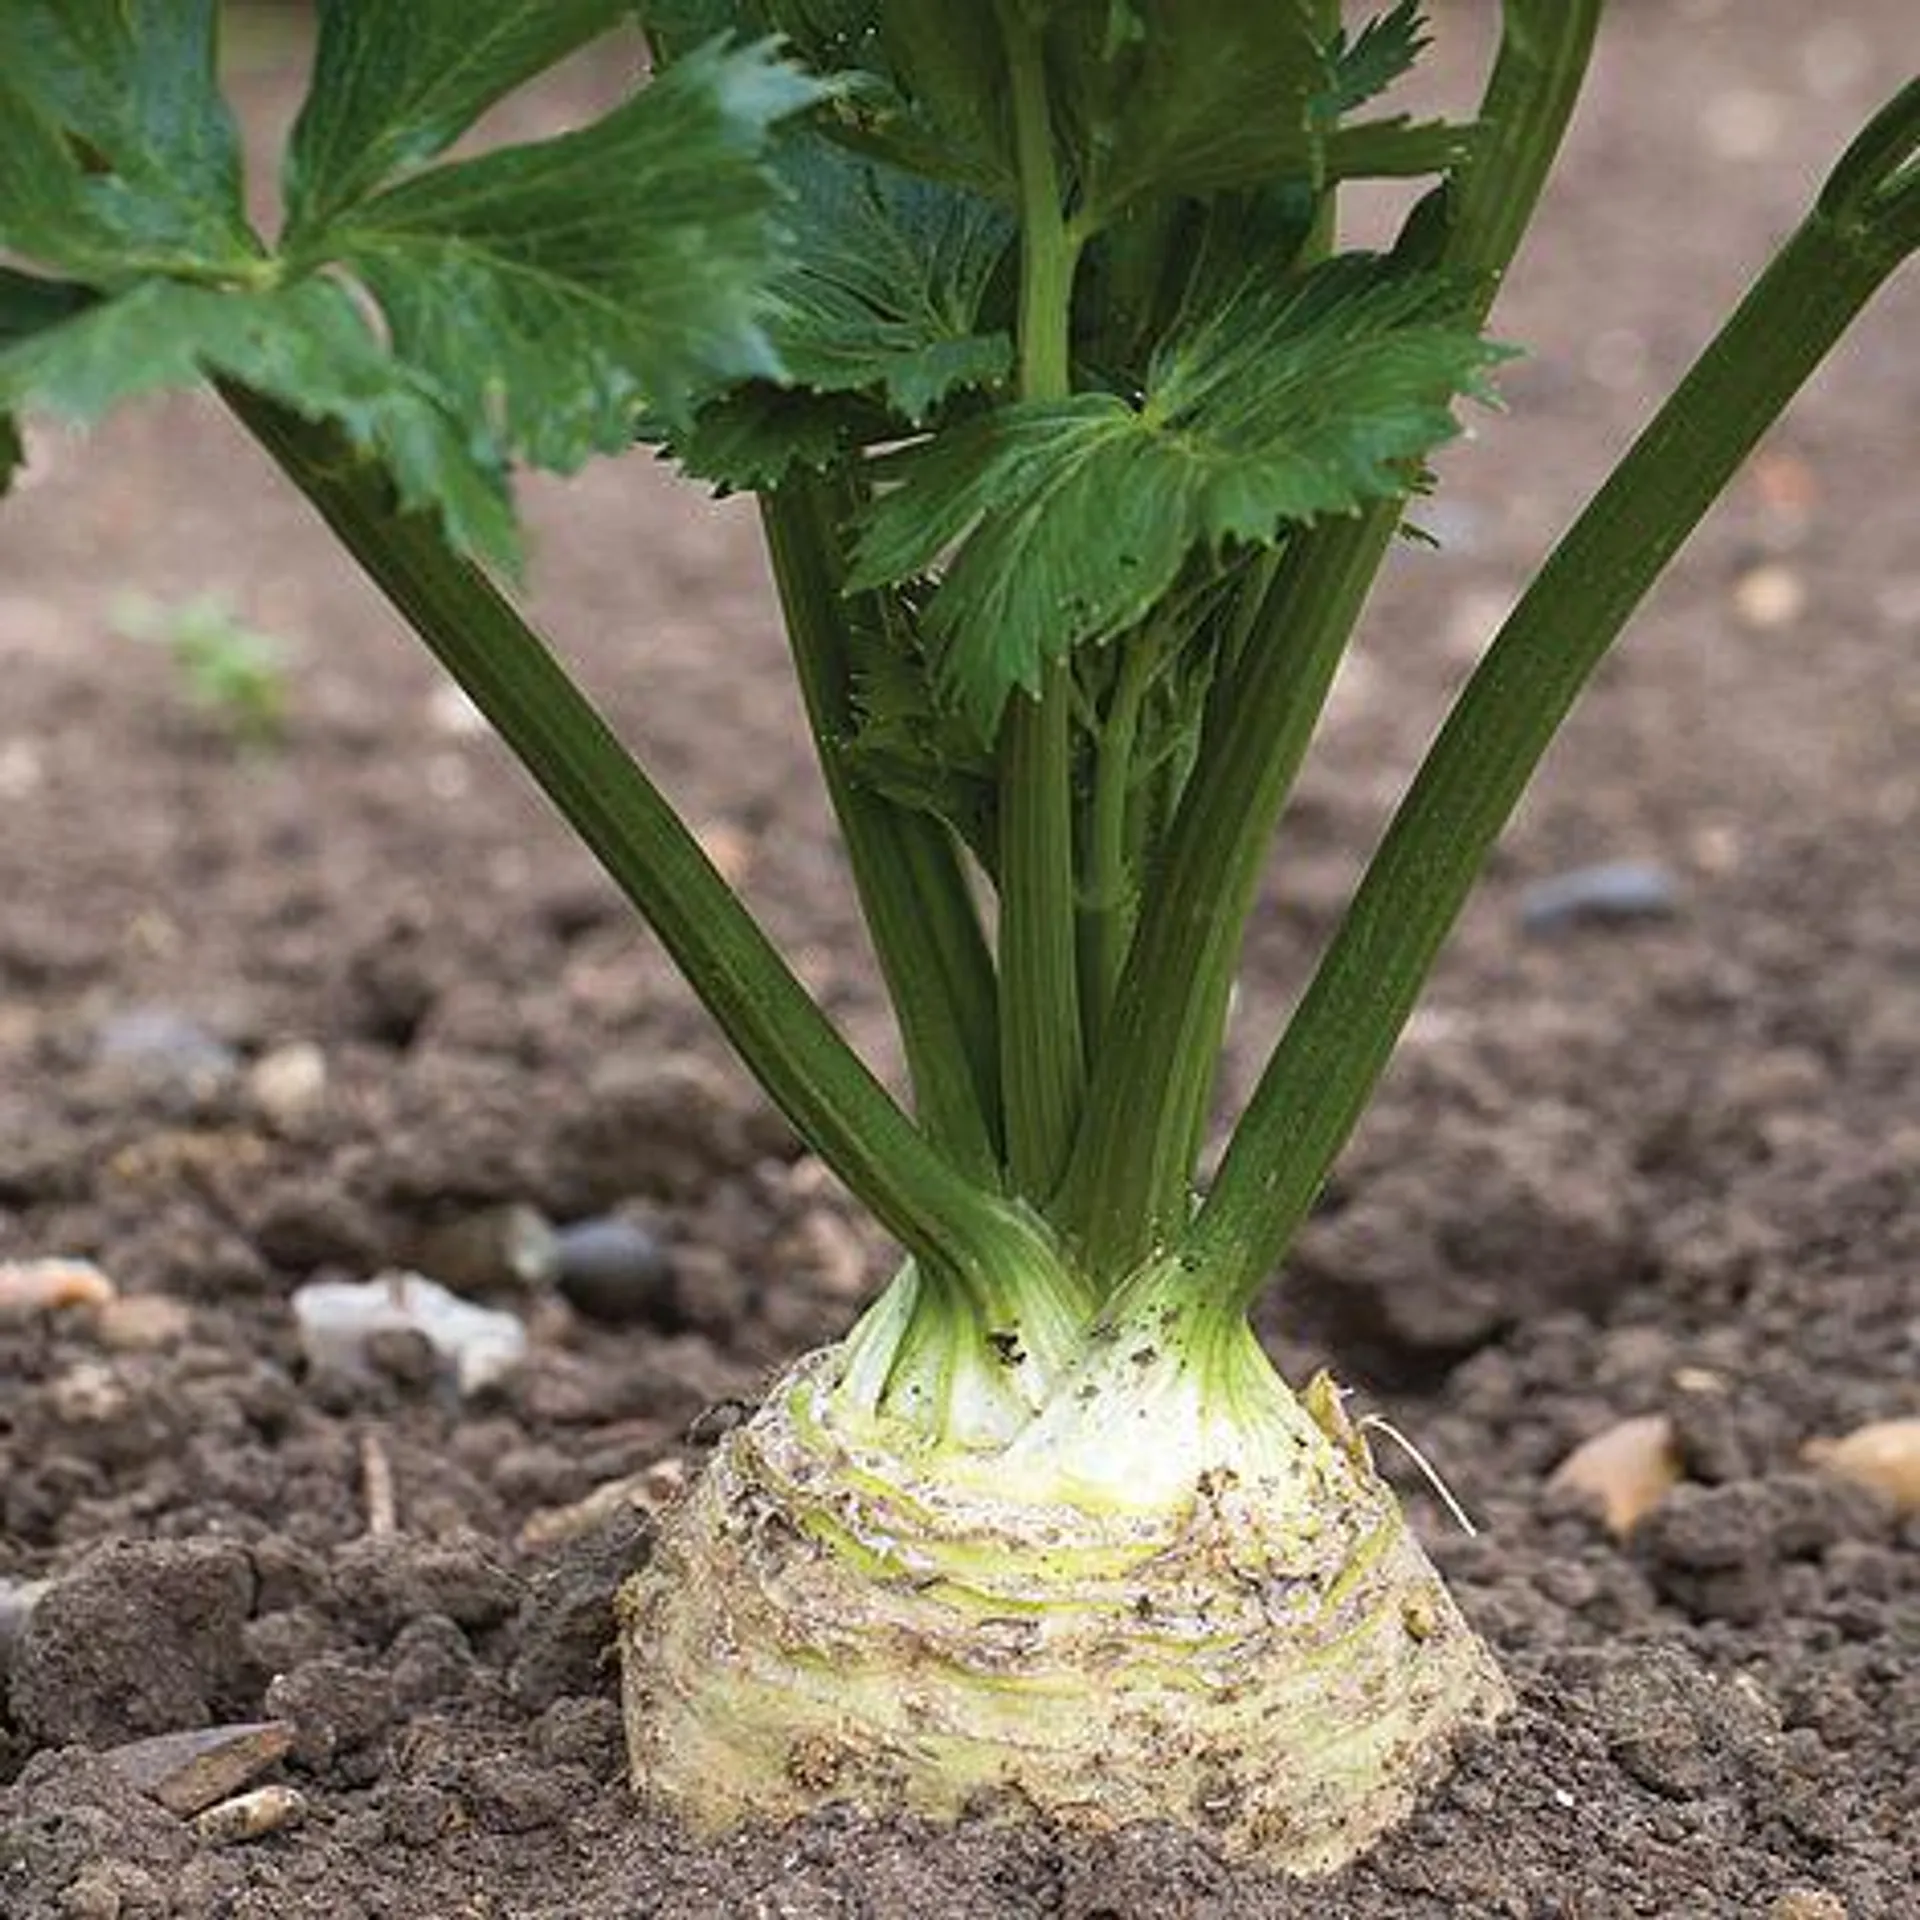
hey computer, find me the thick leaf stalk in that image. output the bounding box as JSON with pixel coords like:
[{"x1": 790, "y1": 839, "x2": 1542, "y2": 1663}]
[
  {"x1": 1054, "y1": 0, "x2": 1608, "y2": 1277},
  {"x1": 1189, "y1": 87, "x2": 1920, "y2": 1311},
  {"x1": 226, "y1": 390, "x2": 1092, "y2": 1381}
]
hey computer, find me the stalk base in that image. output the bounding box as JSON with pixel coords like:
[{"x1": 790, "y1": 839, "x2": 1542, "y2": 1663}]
[{"x1": 619, "y1": 1344, "x2": 1507, "y2": 1875}]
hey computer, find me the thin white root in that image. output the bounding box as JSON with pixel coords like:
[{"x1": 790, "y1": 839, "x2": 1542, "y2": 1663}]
[{"x1": 1358, "y1": 1414, "x2": 1479, "y2": 1537}]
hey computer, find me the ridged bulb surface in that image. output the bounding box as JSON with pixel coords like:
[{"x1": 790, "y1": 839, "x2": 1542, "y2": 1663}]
[{"x1": 620, "y1": 1336, "x2": 1508, "y2": 1874}]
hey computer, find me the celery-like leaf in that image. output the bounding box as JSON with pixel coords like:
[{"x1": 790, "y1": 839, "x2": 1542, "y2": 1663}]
[
  {"x1": 647, "y1": 1, "x2": 1018, "y2": 199},
  {"x1": 843, "y1": 594, "x2": 999, "y2": 867},
  {"x1": 660, "y1": 141, "x2": 1013, "y2": 489},
  {"x1": 0, "y1": 0, "x2": 255, "y2": 276},
  {"x1": 0, "y1": 6, "x2": 820, "y2": 554},
  {"x1": 1321, "y1": 3, "x2": 1428, "y2": 118},
  {"x1": 0, "y1": 278, "x2": 517, "y2": 564},
  {"x1": 1047, "y1": 0, "x2": 1323, "y2": 218},
  {"x1": 852, "y1": 395, "x2": 1186, "y2": 732},
  {"x1": 0, "y1": 267, "x2": 91, "y2": 497},
  {"x1": 0, "y1": 267, "x2": 91, "y2": 345},
  {"x1": 1049, "y1": 2, "x2": 1464, "y2": 217},
  {"x1": 663, "y1": 384, "x2": 881, "y2": 492},
  {"x1": 0, "y1": 80, "x2": 122, "y2": 277},
  {"x1": 318, "y1": 39, "x2": 824, "y2": 458},
  {"x1": 852, "y1": 258, "x2": 1505, "y2": 731},
  {"x1": 284, "y1": 0, "x2": 634, "y2": 235},
  {"x1": 1326, "y1": 117, "x2": 1480, "y2": 184},
  {"x1": 0, "y1": 13, "x2": 817, "y2": 549},
  {"x1": 861, "y1": 0, "x2": 1015, "y2": 198},
  {"x1": 771, "y1": 143, "x2": 1014, "y2": 421}
]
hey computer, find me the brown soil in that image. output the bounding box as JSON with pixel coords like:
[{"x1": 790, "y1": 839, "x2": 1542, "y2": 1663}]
[{"x1": 3, "y1": 5, "x2": 1917, "y2": 1916}]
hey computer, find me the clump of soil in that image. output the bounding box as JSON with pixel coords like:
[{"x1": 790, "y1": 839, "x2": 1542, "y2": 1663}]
[{"x1": 3, "y1": 4, "x2": 1917, "y2": 1915}]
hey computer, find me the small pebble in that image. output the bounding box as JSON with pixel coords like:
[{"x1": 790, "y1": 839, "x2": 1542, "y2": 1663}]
[
  {"x1": 246, "y1": 1042, "x2": 328, "y2": 1128},
  {"x1": 694, "y1": 817, "x2": 755, "y2": 885},
  {"x1": 1521, "y1": 861, "x2": 1678, "y2": 934},
  {"x1": 104, "y1": 1720, "x2": 294, "y2": 1817},
  {"x1": 293, "y1": 1272, "x2": 527, "y2": 1397},
  {"x1": 0, "y1": 737, "x2": 44, "y2": 798},
  {"x1": 1548, "y1": 1415, "x2": 1681, "y2": 1537},
  {"x1": 0, "y1": 1257, "x2": 116, "y2": 1321},
  {"x1": 94, "y1": 1007, "x2": 239, "y2": 1101},
  {"x1": 1701, "y1": 87, "x2": 1784, "y2": 162},
  {"x1": 1770, "y1": 1890, "x2": 1847, "y2": 1920},
  {"x1": 1804, "y1": 1418, "x2": 1920, "y2": 1517},
  {"x1": 409, "y1": 1203, "x2": 560, "y2": 1297},
  {"x1": 554, "y1": 1215, "x2": 676, "y2": 1326},
  {"x1": 1732, "y1": 561, "x2": 1807, "y2": 631},
  {"x1": 425, "y1": 681, "x2": 489, "y2": 738},
  {"x1": 193, "y1": 1783, "x2": 307, "y2": 1846},
  {"x1": 94, "y1": 1293, "x2": 193, "y2": 1352}
]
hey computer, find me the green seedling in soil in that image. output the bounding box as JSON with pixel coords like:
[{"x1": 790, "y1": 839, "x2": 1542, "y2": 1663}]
[
  {"x1": 113, "y1": 591, "x2": 295, "y2": 748},
  {"x1": 3, "y1": 0, "x2": 1915, "y2": 1875}
]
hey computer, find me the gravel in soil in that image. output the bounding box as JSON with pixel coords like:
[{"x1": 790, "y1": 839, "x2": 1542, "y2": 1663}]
[{"x1": 3, "y1": 5, "x2": 1918, "y2": 1915}]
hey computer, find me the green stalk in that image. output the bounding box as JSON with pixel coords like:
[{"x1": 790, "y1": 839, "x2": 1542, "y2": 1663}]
[
  {"x1": 996, "y1": 0, "x2": 1087, "y2": 1199},
  {"x1": 1056, "y1": 0, "x2": 1606, "y2": 1280},
  {"x1": 224, "y1": 389, "x2": 1068, "y2": 1313},
  {"x1": 1076, "y1": 629, "x2": 1156, "y2": 1050},
  {"x1": 998, "y1": 673, "x2": 1082, "y2": 1198},
  {"x1": 1189, "y1": 129, "x2": 1919, "y2": 1312},
  {"x1": 760, "y1": 480, "x2": 1003, "y2": 1179},
  {"x1": 1055, "y1": 525, "x2": 1395, "y2": 1277},
  {"x1": 1448, "y1": 0, "x2": 1613, "y2": 286}
]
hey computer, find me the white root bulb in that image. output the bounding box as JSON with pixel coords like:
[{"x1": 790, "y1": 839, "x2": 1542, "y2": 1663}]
[{"x1": 620, "y1": 1333, "x2": 1509, "y2": 1876}]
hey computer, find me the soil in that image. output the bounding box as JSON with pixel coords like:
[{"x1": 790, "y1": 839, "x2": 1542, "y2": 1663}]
[{"x1": 2, "y1": 4, "x2": 1917, "y2": 1916}]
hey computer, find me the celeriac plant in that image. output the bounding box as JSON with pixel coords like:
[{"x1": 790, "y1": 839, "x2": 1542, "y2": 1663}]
[{"x1": 3, "y1": 0, "x2": 1915, "y2": 1875}]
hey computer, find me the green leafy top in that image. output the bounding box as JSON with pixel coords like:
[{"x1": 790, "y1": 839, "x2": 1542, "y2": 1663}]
[
  {"x1": 619, "y1": 2, "x2": 1509, "y2": 927},
  {"x1": 849, "y1": 257, "x2": 1506, "y2": 733},
  {"x1": 0, "y1": 0, "x2": 824, "y2": 563},
  {"x1": 647, "y1": 5, "x2": 1497, "y2": 739},
  {"x1": 655, "y1": 3, "x2": 1483, "y2": 478}
]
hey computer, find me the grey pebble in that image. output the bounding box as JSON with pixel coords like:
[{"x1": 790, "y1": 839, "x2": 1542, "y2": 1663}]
[
  {"x1": 1520, "y1": 860, "x2": 1678, "y2": 934},
  {"x1": 93, "y1": 1007, "x2": 240, "y2": 1102},
  {"x1": 554, "y1": 1215, "x2": 676, "y2": 1326}
]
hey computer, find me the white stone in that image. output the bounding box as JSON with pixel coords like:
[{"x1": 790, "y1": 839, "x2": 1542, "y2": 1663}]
[
  {"x1": 292, "y1": 1272, "x2": 527, "y2": 1396},
  {"x1": 246, "y1": 1042, "x2": 328, "y2": 1127}
]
